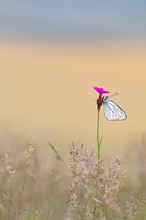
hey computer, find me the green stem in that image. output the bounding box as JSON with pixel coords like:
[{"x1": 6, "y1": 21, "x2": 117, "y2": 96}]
[
  {"x1": 16, "y1": 168, "x2": 27, "y2": 220},
  {"x1": 97, "y1": 110, "x2": 100, "y2": 160},
  {"x1": 97, "y1": 110, "x2": 103, "y2": 160},
  {"x1": 21, "y1": 168, "x2": 27, "y2": 196},
  {"x1": 93, "y1": 190, "x2": 99, "y2": 217}
]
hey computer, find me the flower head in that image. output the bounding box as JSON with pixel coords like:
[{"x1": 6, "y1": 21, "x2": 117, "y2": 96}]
[
  {"x1": 94, "y1": 86, "x2": 110, "y2": 112},
  {"x1": 94, "y1": 86, "x2": 110, "y2": 95}
]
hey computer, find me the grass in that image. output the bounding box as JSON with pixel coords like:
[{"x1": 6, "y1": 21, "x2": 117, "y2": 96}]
[{"x1": 0, "y1": 139, "x2": 146, "y2": 220}]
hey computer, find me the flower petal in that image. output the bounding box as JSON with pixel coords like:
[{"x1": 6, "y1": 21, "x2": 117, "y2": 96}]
[{"x1": 94, "y1": 86, "x2": 110, "y2": 94}]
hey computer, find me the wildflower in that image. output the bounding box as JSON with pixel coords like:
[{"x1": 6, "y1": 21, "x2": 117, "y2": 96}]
[
  {"x1": 94, "y1": 87, "x2": 110, "y2": 95},
  {"x1": 94, "y1": 86, "x2": 110, "y2": 112},
  {"x1": 93, "y1": 86, "x2": 110, "y2": 159},
  {"x1": 68, "y1": 144, "x2": 127, "y2": 219}
]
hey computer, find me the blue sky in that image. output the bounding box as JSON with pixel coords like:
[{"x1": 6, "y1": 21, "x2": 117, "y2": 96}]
[{"x1": 0, "y1": 0, "x2": 146, "y2": 41}]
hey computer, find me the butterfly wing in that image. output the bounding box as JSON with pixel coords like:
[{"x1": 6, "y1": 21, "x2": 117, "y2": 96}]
[{"x1": 103, "y1": 97, "x2": 127, "y2": 121}]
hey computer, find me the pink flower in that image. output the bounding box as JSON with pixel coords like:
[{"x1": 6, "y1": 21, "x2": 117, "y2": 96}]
[
  {"x1": 94, "y1": 86, "x2": 110, "y2": 112},
  {"x1": 94, "y1": 86, "x2": 110, "y2": 95}
]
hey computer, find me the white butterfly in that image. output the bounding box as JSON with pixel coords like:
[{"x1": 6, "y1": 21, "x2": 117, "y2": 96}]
[{"x1": 103, "y1": 94, "x2": 127, "y2": 121}]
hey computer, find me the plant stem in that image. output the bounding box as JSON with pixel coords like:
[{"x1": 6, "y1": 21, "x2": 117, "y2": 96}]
[
  {"x1": 97, "y1": 110, "x2": 100, "y2": 160},
  {"x1": 97, "y1": 110, "x2": 103, "y2": 160},
  {"x1": 21, "y1": 168, "x2": 27, "y2": 197},
  {"x1": 16, "y1": 168, "x2": 27, "y2": 220}
]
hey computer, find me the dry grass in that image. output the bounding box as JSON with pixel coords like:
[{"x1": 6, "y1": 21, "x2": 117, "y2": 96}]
[
  {"x1": 0, "y1": 138, "x2": 146, "y2": 220},
  {"x1": 68, "y1": 143, "x2": 146, "y2": 220}
]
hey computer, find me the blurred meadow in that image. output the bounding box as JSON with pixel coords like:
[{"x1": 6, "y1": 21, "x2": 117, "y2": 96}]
[{"x1": 0, "y1": 1, "x2": 146, "y2": 219}]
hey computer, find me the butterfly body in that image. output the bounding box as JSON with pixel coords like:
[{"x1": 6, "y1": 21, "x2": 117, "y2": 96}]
[{"x1": 103, "y1": 96, "x2": 127, "y2": 121}]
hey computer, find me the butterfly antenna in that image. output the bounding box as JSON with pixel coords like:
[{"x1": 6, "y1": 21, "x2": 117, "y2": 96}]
[{"x1": 109, "y1": 92, "x2": 119, "y2": 98}]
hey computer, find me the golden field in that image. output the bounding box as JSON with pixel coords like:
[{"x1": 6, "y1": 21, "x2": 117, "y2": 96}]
[
  {"x1": 0, "y1": 39, "x2": 146, "y2": 219},
  {"x1": 0, "y1": 40, "x2": 146, "y2": 157}
]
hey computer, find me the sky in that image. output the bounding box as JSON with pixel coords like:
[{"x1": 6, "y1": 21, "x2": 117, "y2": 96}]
[{"x1": 0, "y1": 1, "x2": 146, "y2": 41}]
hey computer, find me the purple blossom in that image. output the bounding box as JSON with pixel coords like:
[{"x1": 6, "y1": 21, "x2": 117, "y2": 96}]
[{"x1": 94, "y1": 86, "x2": 110, "y2": 95}]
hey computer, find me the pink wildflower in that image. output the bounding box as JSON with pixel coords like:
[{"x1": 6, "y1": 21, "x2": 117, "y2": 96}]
[
  {"x1": 94, "y1": 86, "x2": 110, "y2": 112},
  {"x1": 94, "y1": 86, "x2": 110, "y2": 95}
]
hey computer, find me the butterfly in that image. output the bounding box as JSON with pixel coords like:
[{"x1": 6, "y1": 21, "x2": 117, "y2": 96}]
[{"x1": 102, "y1": 93, "x2": 127, "y2": 121}]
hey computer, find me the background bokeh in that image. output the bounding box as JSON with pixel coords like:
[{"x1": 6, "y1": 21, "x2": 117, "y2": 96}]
[{"x1": 0, "y1": 0, "x2": 146, "y2": 161}]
